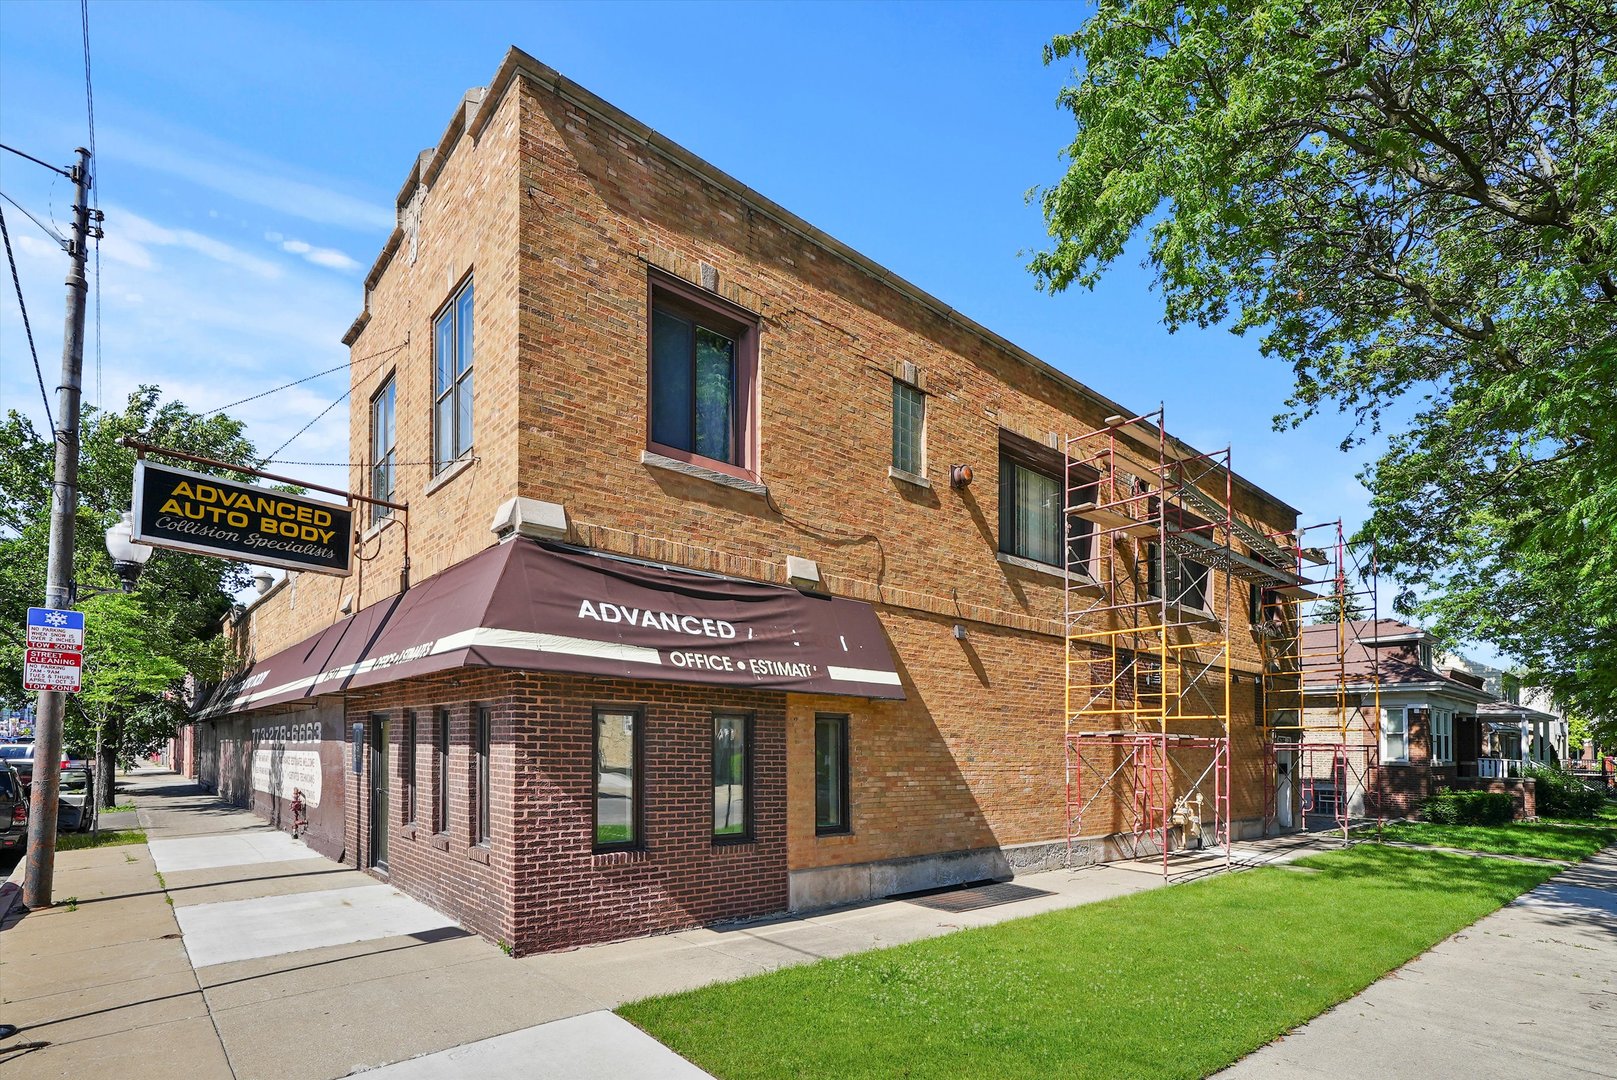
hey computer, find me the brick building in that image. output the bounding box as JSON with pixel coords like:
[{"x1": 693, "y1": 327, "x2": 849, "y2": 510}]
[
  {"x1": 1299, "y1": 620, "x2": 1537, "y2": 819},
  {"x1": 195, "y1": 48, "x2": 1306, "y2": 954}
]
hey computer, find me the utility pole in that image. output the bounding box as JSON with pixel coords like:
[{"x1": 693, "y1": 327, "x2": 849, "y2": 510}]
[{"x1": 24, "y1": 148, "x2": 94, "y2": 910}]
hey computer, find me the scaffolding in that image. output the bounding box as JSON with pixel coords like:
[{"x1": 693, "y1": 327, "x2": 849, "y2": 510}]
[
  {"x1": 1063, "y1": 410, "x2": 1302, "y2": 875},
  {"x1": 1258, "y1": 521, "x2": 1382, "y2": 839}
]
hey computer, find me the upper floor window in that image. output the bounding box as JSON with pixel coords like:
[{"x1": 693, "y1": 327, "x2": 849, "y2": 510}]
[
  {"x1": 369, "y1": 376, "x2": 396, "y2": 523},
  {"x1": 891, "y1": 379, "x2": 925, "y2": 477},
  {"x1": 647, "y1": 275, "x2": 758, "y2": 477},
  {"x1": 433, "y1": 278, "x2": 474, "y2": 473},
  {"x1": 1148, "y1": 545, "x2": 1212, "y2": 613},
  {"x1": 998, "y1": 433, "x2": 1095, "y2": 571}
]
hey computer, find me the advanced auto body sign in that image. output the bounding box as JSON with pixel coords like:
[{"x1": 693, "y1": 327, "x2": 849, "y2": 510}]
[{"x1": 132, "y1": 460, "x2": 352, "y2": 576}]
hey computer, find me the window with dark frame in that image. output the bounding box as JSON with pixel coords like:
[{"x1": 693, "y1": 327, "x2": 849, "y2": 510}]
[
  {"x1": 433, "y1": 278, "x2": 474, "y2": 473},
  {"x1": 646, "y1": 276, "x2": 758, "y2": 474},
  {"x1": 404, "y1": 710, "x2": 417, "y2": 824},
  {"x1": 370, "y1": 376, "x2": 396, "y2": 524},
  {"x1": 475, "y1": 705, "x2": 491, "y2": 846},
  {"x1": 1147, "y1": 544, "x2": 1212, "y2": 612},
  {"x1": 712, "y1": 712, "x2": 751, "y2": 842},
  {"x1": 814, "y1": 714, "x2": 850, "y2": 835},
  {"x1": 892, "y1": 380, "x2": 924, "y2": 476},
  {"x1": 436, "y1": 708, "x2": 450, "y2": 834},
  {"x1": 594, "y1": 707, "x2": 641, "y2": 849},
  {"x1": 998, "y1": 435, "x2": 1095, "y2": 571}
]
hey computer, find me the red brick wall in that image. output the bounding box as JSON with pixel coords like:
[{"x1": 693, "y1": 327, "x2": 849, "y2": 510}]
[
  {"x1": 344, "y1": 669, "x2": 787, "y2": 954},
  {"x1": 506, "y1": 673, "x2": 787, "y2": 953}
]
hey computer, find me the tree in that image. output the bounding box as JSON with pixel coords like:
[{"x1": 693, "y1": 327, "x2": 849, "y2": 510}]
[
  {"x1": 1031, "y1": 1, "x2": 1617, "y2": 737},
  {"x1": 1311, "y1": 588, "x2": 1367, "y2": 626},
  {"x1": 73, "y1": 592, "x2": 191, "y2": 811},
  {"x1": 0, "y1": 387, "x2": 258, "y2": 801}
]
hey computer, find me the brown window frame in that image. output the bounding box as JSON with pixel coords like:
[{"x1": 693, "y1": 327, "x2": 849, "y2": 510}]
[
  {"x1": 997, "y1": 430, "x2": 1096, "y2": 573},
  {"x1": 645, "y1": 269, "x2": 761, "y2": 483}
]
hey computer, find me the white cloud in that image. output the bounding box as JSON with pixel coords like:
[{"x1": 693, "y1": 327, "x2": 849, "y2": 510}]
[
  {"x1": 109, "y1": 128, "x2": 394, "y2": 232},
  {"x1": 115, "y1": 208, "x2": 283, "y2": 279},
  {"x1": 303, "y1": 247, "x2": 360, "y2": 272},
  {"x1": 282, "y1": 239, "x2": 312, "y2": 254}
]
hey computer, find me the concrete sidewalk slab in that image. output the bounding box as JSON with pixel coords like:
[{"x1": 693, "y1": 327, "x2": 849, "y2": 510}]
[
  {"x1": 175, "y1": 883, "x2": 461, "y2": 967},
  {"x1": 353, "y1": 1011, "x2": 714, "y2": 1080},
  {"x1": 148, "y1": 828, "x2": 323, "y2": 873}
]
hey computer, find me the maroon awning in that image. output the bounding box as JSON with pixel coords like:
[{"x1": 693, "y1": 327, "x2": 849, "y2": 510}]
[{"x1": 199, "y1": 540, "x2": 904, "y2": 715}]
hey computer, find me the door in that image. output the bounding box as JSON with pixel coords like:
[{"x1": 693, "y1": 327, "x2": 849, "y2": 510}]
[
  {"x1": 1276, "y1": 748, "x2": 1295, "y2": 829},
  {"x1": 369, "y1": 715, "x2": 390, "y2": 870}
]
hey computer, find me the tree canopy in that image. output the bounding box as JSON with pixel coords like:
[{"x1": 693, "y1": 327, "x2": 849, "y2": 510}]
[
  {"x1": 0, "y1": 388, "x2": 258, "y2": 785},
  {"x1": 1032, "y1": 1, "x2": 1616, "y2": 731}
]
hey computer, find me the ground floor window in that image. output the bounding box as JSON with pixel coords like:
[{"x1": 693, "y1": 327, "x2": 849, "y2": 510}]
[
  {"x1": 475, "y1": 705, "x2": 491, "y2": 846},
  {"x1": 436, "y1": 709, "x2": 451, "y2": 833},
  {"x1": 1382, "y1": 707, "x2": 1409, "y2": 763},
  {"x1": 1431, "y1": 708, "x2": 1454, "y2": 764},
  {"x1": 713, "y1": 712, "x2": 752, "y2": 842},
  {"x1": 814, "y1": 714, "x2": 850, "y2": 835},
  {"x1": 594, "y1": 707, "x2": 640, "y2": 849}
]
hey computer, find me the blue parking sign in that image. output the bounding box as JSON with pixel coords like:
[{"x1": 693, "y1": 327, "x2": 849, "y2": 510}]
[{"x1": 27, "y1": 607, "x2": 85, "y2": 650}]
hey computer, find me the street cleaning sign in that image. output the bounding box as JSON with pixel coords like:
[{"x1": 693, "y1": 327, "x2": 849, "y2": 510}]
[
  {"x1": 132, "y1": 460, "x2": 353, "y2": 576},
  {"x1": 25, "y1": 608, "x2": 84, "y2": 692}
]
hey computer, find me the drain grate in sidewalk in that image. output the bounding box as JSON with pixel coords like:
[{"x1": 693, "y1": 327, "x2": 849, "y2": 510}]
[{"x1": 896, "y1": 880, "x2": 1054, "y2": 913}]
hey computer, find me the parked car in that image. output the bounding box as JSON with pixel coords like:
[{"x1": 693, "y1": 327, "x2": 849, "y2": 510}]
[
  {"x1": 57, "y1": 768, "x2": 92, "y2": 832},
  {"x1": 0, "y1": 742, "x2": 69, "y2": 794},
  {"x1": 0, "y1": 765, "x2": 25, "y2": 852}
]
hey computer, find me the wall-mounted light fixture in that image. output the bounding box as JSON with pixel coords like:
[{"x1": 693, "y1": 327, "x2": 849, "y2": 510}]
[{"x1": 950, "y1": 464, "x2": 973, "y2": 490}]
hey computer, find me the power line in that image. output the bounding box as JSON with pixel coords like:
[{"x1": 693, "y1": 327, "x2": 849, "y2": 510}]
[
  {"x1": 255, "y1": 342, "x2": 409, "y2": 466},
  {"x1": 0, "y1": 205, "x2": 57, "y2": 436},
  {"x1": 0, "y1": 190, "x2": 68, "y2": 248},
  {"x1": 0, "y1": 142, "x2": 74, "y2": 179},
  {"x1": 204, "y1": 338, "x2": 409, "y2": 417}
]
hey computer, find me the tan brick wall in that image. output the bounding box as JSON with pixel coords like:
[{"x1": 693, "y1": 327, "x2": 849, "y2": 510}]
[{"x1": 231, "y1": 62, "x2": 1301, "y2": 887}]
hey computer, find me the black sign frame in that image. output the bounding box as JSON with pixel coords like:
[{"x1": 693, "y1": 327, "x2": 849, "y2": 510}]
[{"x1": 132, "y1": 459, "x2": 354, "y2": 577}]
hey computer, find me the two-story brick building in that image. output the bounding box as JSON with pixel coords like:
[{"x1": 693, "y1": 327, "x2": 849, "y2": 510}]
[{"x1": 194, "y1": 48, "x2": 1304, "y2": 955}]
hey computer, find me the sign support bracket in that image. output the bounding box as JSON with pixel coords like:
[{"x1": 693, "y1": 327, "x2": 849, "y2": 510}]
[{"x1": 120, "y1": 438, "x2": 412, "y2": 589}]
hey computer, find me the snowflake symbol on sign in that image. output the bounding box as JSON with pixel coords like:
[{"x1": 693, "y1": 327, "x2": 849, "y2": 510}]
[{"x1": 45, "y1": 611, "x2": 70, "y2": 626}]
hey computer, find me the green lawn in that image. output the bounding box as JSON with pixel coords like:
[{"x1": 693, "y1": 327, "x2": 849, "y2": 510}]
[
  {"x1": 55, "y1": 829, "x2": 147, "y2": 851},
  {"x1": 1376, "y1": 818, "x2": 1617, "y2": 861},
  {"x1": 620, "y1": 847, "x2": 1556, "y2": 1080},
  {"x1": 1538, "y1": 800, "x2": 1617, "y2": 827}
]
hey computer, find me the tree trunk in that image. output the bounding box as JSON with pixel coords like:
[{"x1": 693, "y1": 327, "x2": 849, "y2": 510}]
[{"x1": 96, "y1": 718, "x2": 120, "y2": 810}]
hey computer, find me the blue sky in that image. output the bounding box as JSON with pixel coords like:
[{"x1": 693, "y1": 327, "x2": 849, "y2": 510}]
[{"x1": 2, "y1": 1, "x2": 1452, "y2": 647}]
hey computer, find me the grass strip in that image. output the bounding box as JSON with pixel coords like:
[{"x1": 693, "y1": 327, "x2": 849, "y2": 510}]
[
  {"x1": 620, "y1": 847, "x2": 1557, "y2": 1080},
  {"x1": 55, "y1": 829, "x2": 147, "y2": 851},
  {"x1": 1376, "y1": 820, "x2": 1616, "y2": 861}
]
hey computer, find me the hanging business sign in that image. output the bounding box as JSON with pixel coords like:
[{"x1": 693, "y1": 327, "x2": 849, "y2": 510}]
[{"x1": 131, "y1": 460, "x2": 353, "y2": 576}]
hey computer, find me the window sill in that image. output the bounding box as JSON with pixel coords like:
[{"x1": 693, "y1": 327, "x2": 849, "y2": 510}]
[
  {"x1": 423, "y1": 454, "x2": 476, "y2": 496},
  {"x1": 713, "y1": 834, "x2": 755, "y2": 847},
  {"x1": 467, "y1": 845, "x2": 491, "y2": 865},
  {"x1": 361, "y1": 515, "x2": 397, "y2": 543},
  {"x1": 641, "y1": 450, "x2": 768, "y2": 498},
  {"x1": 888, "y1": 466, "x2": 931, "y2": 489},
  {"x1": 428, "y1": 833, "x2": 451, "y2": 851},
  {"x1": 815, "y1": 827, "x2": 854, "y2": 839},
  {"x1": 995, "y1": 552, "x2": 1100, "y2": 590}
]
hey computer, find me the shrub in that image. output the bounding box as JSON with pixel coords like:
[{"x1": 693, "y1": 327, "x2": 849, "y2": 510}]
[
  {"x1": 1522, "y1": 763, "x2": 1605, "y2": 819},
  {"x1": 1422, "y1": 789, "x2": 1514, "y2": 826}
]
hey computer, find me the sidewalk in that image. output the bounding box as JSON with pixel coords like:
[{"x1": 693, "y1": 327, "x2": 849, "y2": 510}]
[
  {"x1": 9, "y1": 771, "x2": 1608, "y2": 1079},
  {"x1": 1, "y1": 769, "x2": 1179, "y2": 1078},
  {"x1": 1217, "y1": 845, "x2": 1617, "y2": 1080}
]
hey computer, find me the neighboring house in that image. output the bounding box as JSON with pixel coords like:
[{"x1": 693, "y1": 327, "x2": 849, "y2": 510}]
[
  {"x1": 192, "y1": 48, "x2": 1306, "y2": 956},
  {"x1": 1301, "y1": 620, "x2": 1537, "y2": 818},
  {"x1": 1441, "y1": 653, "x2": 1569, "y2": 765}
]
